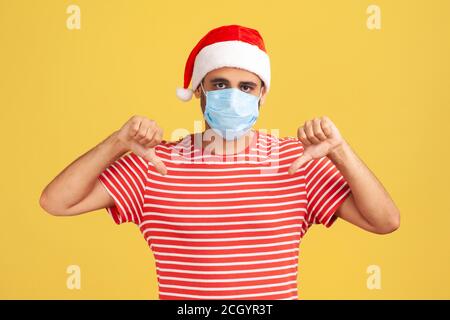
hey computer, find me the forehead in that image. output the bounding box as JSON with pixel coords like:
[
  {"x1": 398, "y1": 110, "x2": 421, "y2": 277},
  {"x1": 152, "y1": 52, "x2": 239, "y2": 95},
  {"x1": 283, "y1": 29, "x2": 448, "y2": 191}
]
[{"x1": 204, "y1": 67, "x2": 261, "y2": 83}]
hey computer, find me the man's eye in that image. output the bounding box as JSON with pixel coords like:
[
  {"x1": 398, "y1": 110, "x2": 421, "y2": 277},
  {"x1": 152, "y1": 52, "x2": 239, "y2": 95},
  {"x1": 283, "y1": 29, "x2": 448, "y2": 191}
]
[
  {"x1": 215, "y1": 83, "x2": 226, "y2": 89},
  {"x1": 241, "y1": 85, "x2": 252, "y2": 92}
]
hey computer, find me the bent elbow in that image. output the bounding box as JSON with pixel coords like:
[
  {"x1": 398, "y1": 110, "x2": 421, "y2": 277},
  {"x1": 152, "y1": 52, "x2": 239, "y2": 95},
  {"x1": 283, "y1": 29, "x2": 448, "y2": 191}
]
[
  {"x1": 39, "y1": 191, "x2": 66, "y2": 216},
  {"x1": 374, "y1": 210, "x2": 401, "y2": 235}
]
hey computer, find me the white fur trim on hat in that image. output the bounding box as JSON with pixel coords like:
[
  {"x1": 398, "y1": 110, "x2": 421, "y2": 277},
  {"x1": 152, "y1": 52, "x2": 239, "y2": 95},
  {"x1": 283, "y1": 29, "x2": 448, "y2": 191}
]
[
  {"x1": 176, "y1": 87, "x2": 194, "y2": 101},
  {"x1": 191, "y1": 40, "x2": 271, "y2": 93}
]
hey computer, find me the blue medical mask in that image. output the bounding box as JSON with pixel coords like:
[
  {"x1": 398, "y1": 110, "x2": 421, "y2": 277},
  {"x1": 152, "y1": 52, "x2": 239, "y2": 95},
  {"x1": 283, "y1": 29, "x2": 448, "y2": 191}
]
[{"x1": 201, "y1": 82, "x2": 262, "y2": 141}]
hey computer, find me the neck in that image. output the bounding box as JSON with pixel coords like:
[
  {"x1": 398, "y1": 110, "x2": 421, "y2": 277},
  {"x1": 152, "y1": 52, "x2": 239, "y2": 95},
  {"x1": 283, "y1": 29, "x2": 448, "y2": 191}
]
[{"x1": 202, "y1": 123, "x2": 254, "y2": 155}]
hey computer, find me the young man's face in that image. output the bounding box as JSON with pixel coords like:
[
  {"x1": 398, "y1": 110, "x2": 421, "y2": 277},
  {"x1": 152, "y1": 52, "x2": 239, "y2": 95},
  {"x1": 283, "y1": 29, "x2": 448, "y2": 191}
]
[{"x1": 193, "y1": 67, "x2": 267, "y2": 114}]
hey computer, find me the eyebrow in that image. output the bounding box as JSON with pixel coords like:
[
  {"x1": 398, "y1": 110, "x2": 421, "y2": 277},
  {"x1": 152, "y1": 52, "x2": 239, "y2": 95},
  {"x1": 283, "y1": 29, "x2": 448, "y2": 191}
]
[
  {"x1": 209, "y1": 77, "x2": 230, "y2": 84},
  {"x1": 208, "y1": 78, "x2": 258, "y2": 87},
  {"x1": 239, "y1": 81, "x2": 258, "y2": 87}
]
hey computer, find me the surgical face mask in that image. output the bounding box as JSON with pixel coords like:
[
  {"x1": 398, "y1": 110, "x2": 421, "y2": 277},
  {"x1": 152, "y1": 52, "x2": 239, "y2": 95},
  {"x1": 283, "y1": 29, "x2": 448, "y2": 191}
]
[{"x1": 201, "y1": 82, "x2": 262, "y2": 141}]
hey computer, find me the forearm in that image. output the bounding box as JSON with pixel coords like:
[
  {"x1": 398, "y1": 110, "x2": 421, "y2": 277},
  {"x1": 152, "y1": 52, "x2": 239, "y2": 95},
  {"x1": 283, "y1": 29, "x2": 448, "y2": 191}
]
[
  {"x1": 40, "y1": 131, "x2": 127, "y2": 212},
  {"x1": 328, "y1": 140, "x2": 400, "y2": 228}
]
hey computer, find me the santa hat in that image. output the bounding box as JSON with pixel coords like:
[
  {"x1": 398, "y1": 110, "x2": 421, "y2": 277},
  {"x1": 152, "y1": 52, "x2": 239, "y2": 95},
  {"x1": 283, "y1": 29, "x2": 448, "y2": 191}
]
[{"x1": 176, "y1": 24, "x2": 271, "y2": 101}]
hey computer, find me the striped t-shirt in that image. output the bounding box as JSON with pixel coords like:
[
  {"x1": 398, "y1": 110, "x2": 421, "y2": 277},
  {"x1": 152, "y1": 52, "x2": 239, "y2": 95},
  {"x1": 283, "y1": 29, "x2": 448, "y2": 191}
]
[{"x1": 98, "y1": 129, "x2": 351, "y2": 300}]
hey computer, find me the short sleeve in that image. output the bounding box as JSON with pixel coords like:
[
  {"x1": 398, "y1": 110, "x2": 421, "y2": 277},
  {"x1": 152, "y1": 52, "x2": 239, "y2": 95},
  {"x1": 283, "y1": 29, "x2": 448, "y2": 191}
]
[
  {"x1": 304, "y1": 156, "x2": 352, "y2": 228},
  {"x1": 97, "y1": 152, "x2": 148, "y2": 225}
]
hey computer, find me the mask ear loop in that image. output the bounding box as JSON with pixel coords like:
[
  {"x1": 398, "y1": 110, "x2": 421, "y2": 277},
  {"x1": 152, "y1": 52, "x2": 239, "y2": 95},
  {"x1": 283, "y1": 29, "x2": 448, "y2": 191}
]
[
  {"x1": 258, "y1": 86, "x2": 264, "y2": 101},
  {"x1": 200, "y1": 81, "x2": 207, "y2": 97}
]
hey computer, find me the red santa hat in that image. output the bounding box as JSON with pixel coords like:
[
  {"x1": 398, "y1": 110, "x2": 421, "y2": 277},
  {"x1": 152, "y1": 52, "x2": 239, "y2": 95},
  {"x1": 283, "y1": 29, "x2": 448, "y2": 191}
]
[{"x1": 176, "y1": 24, "x2": 271, "y2": 101}]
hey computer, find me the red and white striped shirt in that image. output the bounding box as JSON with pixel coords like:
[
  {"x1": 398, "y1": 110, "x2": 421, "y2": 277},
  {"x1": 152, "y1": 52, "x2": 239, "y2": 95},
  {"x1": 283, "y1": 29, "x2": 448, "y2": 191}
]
[{"x1": 98, "y1": 129, "x2": 351, "y2": 300}]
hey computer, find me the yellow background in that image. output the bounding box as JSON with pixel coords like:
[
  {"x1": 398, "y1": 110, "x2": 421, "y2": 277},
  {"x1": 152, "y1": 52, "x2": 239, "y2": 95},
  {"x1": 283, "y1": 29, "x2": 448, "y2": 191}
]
[{"x1": 1, "y1": 0, "x2": 449, "y2": 299}]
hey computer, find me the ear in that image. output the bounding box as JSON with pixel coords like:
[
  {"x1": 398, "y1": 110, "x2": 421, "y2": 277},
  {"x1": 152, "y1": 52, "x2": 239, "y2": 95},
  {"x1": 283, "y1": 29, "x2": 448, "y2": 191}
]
[
  {"x1": 194, "y1": 84, "x2": 202, "y2": 99},
  {"x1": 259, "y1": 86, "x2": 267, "y2": 105}
]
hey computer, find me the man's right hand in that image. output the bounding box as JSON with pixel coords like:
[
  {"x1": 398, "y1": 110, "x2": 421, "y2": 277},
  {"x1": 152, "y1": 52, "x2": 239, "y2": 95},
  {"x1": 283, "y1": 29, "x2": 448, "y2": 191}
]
[{"x1": 116, "y1": 115, "x2": 167, "y2": 175}]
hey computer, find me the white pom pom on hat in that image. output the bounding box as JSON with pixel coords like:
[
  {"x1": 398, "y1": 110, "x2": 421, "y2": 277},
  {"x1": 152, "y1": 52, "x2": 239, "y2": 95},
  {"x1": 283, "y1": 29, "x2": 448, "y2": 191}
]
[
  {"x1": 176, "y1": 87, "x2": 194, "y2": 101},
  {"x1": 176, "y1": 24, "x2": 271, "y2": 102}
]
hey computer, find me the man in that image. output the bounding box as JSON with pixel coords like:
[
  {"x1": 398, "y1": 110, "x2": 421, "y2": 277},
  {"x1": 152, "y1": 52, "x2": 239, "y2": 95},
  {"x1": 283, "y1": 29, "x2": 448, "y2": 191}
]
[{"x1": 40, "y1": 25, "x2": 400, "y2": 300}]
